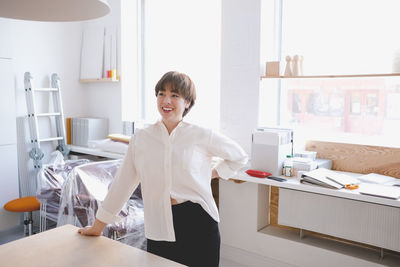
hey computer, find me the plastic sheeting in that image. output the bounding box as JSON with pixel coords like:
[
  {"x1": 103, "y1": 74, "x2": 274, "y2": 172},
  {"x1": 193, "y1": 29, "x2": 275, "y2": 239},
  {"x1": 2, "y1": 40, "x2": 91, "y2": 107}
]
[
  {"x1": 36, "y1": 151, "x2": 91, "y2": 222},
  {"x1": 56, "y1": 159, "x2": 146, "y2": 249}
]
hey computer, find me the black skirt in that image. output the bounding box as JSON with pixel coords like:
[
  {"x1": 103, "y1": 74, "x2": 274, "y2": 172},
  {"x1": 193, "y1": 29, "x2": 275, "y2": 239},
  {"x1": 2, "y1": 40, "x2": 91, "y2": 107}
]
[{"x1": 147, "y1": 201, "x2": 220, "y2": 267}]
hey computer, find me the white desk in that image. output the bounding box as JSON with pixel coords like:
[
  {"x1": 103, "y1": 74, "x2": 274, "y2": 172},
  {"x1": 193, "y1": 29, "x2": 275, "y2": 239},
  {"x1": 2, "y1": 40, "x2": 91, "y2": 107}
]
[
  {"x1": 69, "y1": 145, "x2": 125, "y2": 159},
  {"x1": 235, "y1": 171, "x2": 400, "y2": 208},
  {"x1": 234, "y1": 171, "x2": 400, "y2": 253},
  {"x1": 0, "y1": 225, "x2": 185, "y2": 267}
]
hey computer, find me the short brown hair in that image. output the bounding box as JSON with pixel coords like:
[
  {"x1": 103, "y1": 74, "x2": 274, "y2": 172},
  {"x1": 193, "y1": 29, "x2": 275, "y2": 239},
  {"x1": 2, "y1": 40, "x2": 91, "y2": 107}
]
[{"x1": 155, "y1": 71, "x2": 196, "y2": 117}]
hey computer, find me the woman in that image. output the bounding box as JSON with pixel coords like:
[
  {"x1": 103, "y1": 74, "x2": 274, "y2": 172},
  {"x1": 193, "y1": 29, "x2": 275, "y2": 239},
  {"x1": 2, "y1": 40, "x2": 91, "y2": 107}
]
[{"x1": 78, "y1": 71, "x2": 248, "y2": 267}]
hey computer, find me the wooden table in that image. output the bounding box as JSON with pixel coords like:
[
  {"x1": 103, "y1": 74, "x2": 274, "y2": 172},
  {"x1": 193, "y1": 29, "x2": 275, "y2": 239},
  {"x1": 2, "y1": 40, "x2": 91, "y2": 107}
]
[{"x1": 0, "y1": 224, "x2": 185, "y2": 267}]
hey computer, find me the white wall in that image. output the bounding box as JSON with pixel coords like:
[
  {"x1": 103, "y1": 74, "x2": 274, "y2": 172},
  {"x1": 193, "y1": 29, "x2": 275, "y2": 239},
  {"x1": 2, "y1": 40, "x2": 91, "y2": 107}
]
[
  {"x1": 0, "y1": 17, "x2": 85, "y2": 123},
  {"x1": 8, "y1": 21, "x2": 83, "y2": 118},
  {"x1": 220, "y1": 0, "x2": 260, "y2": 153},
  {"x1": 0, "y1": 57, "x2": 19, "y2": 231},
  {"x1": 80, "y1": 0, "x2": 122, "y2": 134}
]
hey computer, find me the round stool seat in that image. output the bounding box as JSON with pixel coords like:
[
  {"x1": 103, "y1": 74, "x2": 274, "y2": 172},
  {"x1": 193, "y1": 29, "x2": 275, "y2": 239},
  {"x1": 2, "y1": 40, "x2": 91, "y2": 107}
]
[{"x1": 4, "y1": 196, "x2": 40, "y2": 212}]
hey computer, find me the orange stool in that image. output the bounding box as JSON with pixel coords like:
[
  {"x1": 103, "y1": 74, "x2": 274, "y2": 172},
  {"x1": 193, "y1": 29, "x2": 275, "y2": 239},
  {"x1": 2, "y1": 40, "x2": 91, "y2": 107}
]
[{"x1": 4, "y1": 196, "x2": 40, "y2": 236}]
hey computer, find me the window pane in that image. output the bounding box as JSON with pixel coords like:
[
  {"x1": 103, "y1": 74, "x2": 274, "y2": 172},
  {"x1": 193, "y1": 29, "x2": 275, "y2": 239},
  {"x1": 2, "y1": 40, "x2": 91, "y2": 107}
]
[
  {"x1": 350, "y1": 93, "x2": 362, "y2": 115},
  {"x1": 366, "y1": 93, "x2": 378, "y2": 116},
  {"x1": 144, "y1": 0, "x2": 221, "y2": 129},
  {"x1": 281, "y1": 0, "x2": 400, "y2": 75},
  {"x1": 280, "y1": 77, "x2": 400, "y2": 147},
  {"x1": 121, "y1": 0, "x2": 141, "y2": 122}
]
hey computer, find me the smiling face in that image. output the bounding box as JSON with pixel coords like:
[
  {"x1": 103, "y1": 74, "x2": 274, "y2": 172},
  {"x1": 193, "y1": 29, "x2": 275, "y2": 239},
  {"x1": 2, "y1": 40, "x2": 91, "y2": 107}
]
[{"x1": 157, "y1": 84, "x2": 190, "y2": 127}]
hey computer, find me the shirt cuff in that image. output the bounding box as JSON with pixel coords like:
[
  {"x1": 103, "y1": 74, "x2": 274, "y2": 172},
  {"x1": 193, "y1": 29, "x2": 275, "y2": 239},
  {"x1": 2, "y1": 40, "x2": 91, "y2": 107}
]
[
  {"x1": 96, "y1": 206, "x2": 121, "y2": 224},
  {"x1": 215, "y1": 162, "x2": 236, "y2": 180}
]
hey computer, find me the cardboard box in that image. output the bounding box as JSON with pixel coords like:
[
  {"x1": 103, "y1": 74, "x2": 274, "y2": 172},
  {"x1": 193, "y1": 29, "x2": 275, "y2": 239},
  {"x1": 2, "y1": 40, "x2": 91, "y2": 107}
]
[{"x1": 265, "y1": 61, "x2": 280, "y2": 77}]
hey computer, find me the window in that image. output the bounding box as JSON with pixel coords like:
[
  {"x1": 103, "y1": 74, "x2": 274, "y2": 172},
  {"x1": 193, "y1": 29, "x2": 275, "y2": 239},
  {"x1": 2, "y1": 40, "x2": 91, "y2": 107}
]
[
  {"x1": 281, "y1": 0, "x2": 400, "y2": 75},
  {"x1": 121, "y1": 0, "x2": 221, "y2": 130},
  {"x1": 121, "y1": 0, "x2": 142, "y2": 122},
  {"x1": 143, "y1": 0, "x2": 221, "y2": 130},
  {"x1": 260, "y1": 0, "x2": 400, "y2": 148}
]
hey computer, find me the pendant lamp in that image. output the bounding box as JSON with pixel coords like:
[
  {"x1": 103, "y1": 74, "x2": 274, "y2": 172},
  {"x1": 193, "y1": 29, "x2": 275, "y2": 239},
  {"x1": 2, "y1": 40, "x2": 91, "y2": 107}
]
[{"x1": 0, "y1": 0, "x2": 110, "y2": 22}]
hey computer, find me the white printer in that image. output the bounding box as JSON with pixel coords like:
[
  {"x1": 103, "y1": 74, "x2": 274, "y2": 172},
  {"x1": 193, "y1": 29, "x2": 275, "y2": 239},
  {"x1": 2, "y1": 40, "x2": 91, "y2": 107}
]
[{"x1": 251, "y1": 127, "x2": 293, "y2": 176}]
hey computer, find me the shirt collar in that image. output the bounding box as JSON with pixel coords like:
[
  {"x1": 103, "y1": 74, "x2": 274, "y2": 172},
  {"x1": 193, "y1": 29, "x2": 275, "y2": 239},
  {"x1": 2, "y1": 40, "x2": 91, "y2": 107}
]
[{"x1": 157, "y1": 119, "x2": 186, "y2": 138}]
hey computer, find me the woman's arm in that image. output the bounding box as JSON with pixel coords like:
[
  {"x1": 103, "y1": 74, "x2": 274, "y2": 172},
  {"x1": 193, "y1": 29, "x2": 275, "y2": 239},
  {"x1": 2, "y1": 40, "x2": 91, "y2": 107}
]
[
  {"x1": 79, "y1": 134, "x2": 140, "y2": 236},
  {"x1": 208, "y1": 131, "x2": 248, "y2": 180}
]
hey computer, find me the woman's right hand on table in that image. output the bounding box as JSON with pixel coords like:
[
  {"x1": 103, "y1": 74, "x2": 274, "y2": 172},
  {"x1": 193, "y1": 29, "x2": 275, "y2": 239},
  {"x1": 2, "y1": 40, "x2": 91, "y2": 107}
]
[{"x1": 77, "y1": 219, "x2": 107, "y2": 236}]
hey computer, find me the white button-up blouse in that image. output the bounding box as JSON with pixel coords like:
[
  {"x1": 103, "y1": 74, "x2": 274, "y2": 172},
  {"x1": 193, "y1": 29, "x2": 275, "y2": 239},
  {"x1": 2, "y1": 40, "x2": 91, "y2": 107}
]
[{"x1": 96, "y1": 120, "x2": 248, "y2": 241}]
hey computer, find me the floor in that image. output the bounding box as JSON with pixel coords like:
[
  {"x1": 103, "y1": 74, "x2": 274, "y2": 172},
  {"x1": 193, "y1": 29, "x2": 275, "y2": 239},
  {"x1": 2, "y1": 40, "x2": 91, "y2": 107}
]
[
  {"x1": 0, "y1": 225, "x2": 248, "y2": 267},
  {"x1": 0, "y1": 225, "x2": 25, "y2": 245}
]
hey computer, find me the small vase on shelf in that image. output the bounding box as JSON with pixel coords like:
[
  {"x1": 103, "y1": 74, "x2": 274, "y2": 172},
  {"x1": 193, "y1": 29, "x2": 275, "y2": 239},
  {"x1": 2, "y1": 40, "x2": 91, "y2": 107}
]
[
  {"x1": 284, "y1": 56, "x2": 293, "y2": 77},
  {"x1": 292, "y1": 55, "x2": 299, "y2": 76},
  {"x1": 393, "y1": 49, "x2": 400, "y2": 73}
]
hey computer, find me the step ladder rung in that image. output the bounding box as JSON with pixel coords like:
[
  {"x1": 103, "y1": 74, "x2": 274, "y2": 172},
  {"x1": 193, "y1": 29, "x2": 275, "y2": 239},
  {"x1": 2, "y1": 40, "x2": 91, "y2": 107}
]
[
  {"x1": 31, "y1": 88, "x2": 58, "y2": 92},
  {"x1": 38, "y1": 137, "x2": 64, "y2": 142},
  {"x1": 36, "y1": 112, "x2": 61, "y2": 117}
]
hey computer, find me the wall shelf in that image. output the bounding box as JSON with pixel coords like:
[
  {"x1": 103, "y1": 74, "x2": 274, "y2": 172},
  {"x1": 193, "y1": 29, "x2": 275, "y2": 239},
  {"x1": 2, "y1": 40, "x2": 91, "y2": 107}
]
[
  {"x1": 80, "y1": 78, "x2": 119, "y2": 83},
  {"x1": 261, "y1": 73, "x2": 400, "y2": 79}
]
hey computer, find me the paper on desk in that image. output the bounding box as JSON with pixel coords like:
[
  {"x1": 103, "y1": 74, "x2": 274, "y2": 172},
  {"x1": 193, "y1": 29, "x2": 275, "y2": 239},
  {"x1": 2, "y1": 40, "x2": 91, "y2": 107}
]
[
  {"x1": 88, "y1": 139, "x2": 128, "y2": 154},
  {"x1": 325, "y1": 171, "x2": 359, "y2": 186},
  {"x1": 301, "y1": 168, "x2": 343, "y2": 189},
  {"x1": 301, "y1": 168, "x2": 360, "y2": 189},
  {"x1": 358, "y1": 183, "x2": 400, "y2": 200},
  {"x1": 357, "y1": 173, "x2": 397, "y2": 184}
]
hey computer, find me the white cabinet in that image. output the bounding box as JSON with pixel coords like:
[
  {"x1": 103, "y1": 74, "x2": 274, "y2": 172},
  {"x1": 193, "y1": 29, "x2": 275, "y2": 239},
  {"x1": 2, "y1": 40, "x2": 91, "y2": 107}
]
[
  {"x1": 0, "y1": 58, "x2": 20, "y2": 230},
  {"x1": 278, "y1": 188, "x2": 400, "y2": 252}
]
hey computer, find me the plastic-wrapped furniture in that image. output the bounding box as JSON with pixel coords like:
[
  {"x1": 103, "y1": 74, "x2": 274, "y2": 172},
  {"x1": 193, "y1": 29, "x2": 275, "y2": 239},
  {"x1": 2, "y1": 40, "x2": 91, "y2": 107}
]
[
  {"x1": 57, "y1": 160, "x2": 146, "y2": 249},
  {"x1": 36, "y1": 152, "x2": 90, "y2": 231}
]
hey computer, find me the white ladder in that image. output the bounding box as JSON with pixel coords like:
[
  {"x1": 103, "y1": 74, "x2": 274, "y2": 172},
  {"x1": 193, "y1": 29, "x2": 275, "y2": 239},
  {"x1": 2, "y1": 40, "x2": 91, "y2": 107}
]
[
  {"x1": 24, "y1": 72, "x2": 69, "y2": 231},
  {"x1": 24, "y1": 72, "x2": 69, "y2": 169}
]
